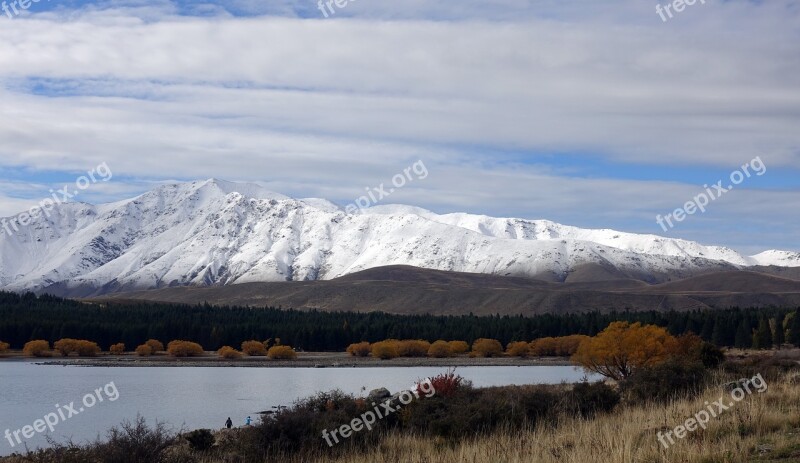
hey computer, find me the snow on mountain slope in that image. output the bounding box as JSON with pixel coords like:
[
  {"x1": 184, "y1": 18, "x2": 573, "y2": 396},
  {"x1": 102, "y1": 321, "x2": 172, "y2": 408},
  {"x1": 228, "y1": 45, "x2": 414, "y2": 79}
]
[
  {"x1": 749, "y1": 250, "x2": 800, "y2": 267},
  {"x1": 0, "y1": 179, "x2": 797, "y2": 294}
]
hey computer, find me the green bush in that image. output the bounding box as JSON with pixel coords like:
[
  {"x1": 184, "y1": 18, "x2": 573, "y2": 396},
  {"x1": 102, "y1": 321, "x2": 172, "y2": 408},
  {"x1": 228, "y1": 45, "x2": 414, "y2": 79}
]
[
  {"x1": 621, "y1": 360, "x2": 707, "y2": 404},
  {"x1": 248, "y1": 390, "x2": 388, "y2": 457},
  {"x1": 699, "y1": 342, "x2": 725, "y2": 368},
  {"x1": 15, "y1": 416, "x2": 177, "y2": 463},
  {"x1": 566, "y1": 381, "x2": 620, "y2": 417},
  {"x1": 184, "y1": 429, "x2": 215, "y2": 452},
  {"x1": 410, "y1": 381, "x2": 618, "y2": 438}
]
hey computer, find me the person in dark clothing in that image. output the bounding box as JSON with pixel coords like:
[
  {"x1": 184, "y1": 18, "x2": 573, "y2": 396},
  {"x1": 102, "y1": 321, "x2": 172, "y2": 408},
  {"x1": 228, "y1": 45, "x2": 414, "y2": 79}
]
[{"x1": 225, "y1": 417, "x2": 233, "y2": 429}]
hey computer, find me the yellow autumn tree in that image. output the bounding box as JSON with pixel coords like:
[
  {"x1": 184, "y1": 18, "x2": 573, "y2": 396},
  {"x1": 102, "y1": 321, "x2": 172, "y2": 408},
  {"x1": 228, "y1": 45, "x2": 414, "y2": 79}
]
[
  {"x1": 371, "y1": 340, "x2": 400, "y2": 360},
  {"x1": 23, "y1": 340, "x2": 51, "y2": 357},
  {"x1": 109, "y1": 343, "x2": 126, "y2": 354},
  {"x1": 218, "y1": 346, "x2": 242, "y2": 359},
  {"x1": 427, "y1": 340, "x2": 453, "y2": 358},
  {"x1": 267, "y1": 345, "x2": 297, "y2": 360},
  {"x1": 555, "y1": 335, "x2": 590, "y2": 356},
  {"x1": 242, "y1": 340, "x2": 268, "y2": 356},
  {"x1": 135, "y1": 344, "x2": 153, "y2": 356},
  {"x1": 54, "y1": 339, "x2": 100, "y2": 357},
  {"x1": 397, "y1": 340, "x2": 431, "y2": 357},
  {"x1": 506, "y1": 341, "x2": 531, "y2": 358},
  {"x1": 167, "y1": 340, "x2": 205, "y2": 357},
  {"x1": 530, "y1": 337, "x2": 558, "y2": 356},
  {"x1": 572, "y1": 321, "x2": 678, "y2": 380},
  {"x1": 447, "y1": 341, "x2": 470, "y2": 355},
  {"x1": 145, "y1": 339, "x2": 165, "y2": 353},
  {"x1": 346, "y1": 342, "x2": 371, "y2": 357},
  {"x1": 471, "y1": 338, "x2": 504, "y2": 358}
]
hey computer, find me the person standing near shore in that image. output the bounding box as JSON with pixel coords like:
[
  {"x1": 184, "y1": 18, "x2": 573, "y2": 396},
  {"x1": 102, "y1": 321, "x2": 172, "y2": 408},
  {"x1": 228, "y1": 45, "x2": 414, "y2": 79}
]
[
  {"x1": 225, "y1": 417, "x2": 232, "y2": 429},
  {"x1": 246, "y1": 416, "x2": 251, "y2": 426}
]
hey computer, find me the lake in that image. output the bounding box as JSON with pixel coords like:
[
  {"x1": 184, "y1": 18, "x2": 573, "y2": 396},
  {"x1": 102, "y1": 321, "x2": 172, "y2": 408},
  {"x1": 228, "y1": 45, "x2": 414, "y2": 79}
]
[{"x1": 0, "y1": 361, "x2": 595, "y2": 455}]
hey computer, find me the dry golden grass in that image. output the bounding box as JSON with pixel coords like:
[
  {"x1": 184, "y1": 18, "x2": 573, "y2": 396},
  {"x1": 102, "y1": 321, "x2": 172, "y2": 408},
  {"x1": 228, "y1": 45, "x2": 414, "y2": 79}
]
[
  {"x1": 14, "y1": 368, "x2": 796, "y2": 463},
  {"x1": 296, "y1": 371, "x2": 800, "y2": 463}
]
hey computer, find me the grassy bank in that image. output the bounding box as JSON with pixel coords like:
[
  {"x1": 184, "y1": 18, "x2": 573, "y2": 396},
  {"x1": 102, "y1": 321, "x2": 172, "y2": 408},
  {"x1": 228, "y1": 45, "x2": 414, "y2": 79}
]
[{"x1": 306, "y1": 371, "x2": 800, "y2": 463}]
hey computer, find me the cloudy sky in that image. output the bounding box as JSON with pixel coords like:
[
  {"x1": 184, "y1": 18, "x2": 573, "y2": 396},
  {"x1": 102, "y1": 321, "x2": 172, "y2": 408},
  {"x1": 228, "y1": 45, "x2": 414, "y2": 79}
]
[{"x1": 0, "y1": 0, "x2": 798, "y2": 254}]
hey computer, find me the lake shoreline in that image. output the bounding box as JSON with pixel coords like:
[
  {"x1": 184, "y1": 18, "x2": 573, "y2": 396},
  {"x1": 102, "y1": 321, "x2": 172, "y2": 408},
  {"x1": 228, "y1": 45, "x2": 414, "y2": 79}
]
[{"x1": 6, "y1": 352, "x2": 576, "y2": 368}]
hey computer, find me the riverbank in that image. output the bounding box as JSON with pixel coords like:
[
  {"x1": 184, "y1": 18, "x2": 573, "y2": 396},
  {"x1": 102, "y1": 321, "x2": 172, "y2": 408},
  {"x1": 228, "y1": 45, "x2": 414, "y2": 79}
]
[
  {"x1": 0, "y1": 351, "x2": 574, "y2": 368},
  {"x1": 4, "y1": 354, "x2": 798, "y2": 463}
]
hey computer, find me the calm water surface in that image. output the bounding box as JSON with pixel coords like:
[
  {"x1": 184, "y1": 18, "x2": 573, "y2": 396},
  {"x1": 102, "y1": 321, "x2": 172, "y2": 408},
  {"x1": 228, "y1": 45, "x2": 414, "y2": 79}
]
[{"x1": 0, "y1": 362, "x2": 595, "y2": 455}]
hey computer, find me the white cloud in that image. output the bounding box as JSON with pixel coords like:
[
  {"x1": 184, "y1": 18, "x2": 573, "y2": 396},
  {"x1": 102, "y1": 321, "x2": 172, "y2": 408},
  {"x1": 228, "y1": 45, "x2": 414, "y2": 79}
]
[{"x1": 0, "y1": 1, "x2": 798, "y2": 252}]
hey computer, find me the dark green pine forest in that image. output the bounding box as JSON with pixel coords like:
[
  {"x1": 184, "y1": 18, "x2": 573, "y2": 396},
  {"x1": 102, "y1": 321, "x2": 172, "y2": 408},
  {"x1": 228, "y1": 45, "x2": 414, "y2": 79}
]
[{"x1": 0, "y1": 291, "x2": 798, "y2": 351}]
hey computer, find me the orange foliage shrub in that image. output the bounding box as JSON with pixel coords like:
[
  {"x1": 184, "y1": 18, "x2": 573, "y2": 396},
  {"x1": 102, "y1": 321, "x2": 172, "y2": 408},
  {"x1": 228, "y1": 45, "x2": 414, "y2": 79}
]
[
  {"x1": 145, "y1": 339, "x2": 165, "y2": 353},
  {"x1": 428, "y1": 340, "x2": 453, "y2": 358},
  {"x1": 218, "y1": 346, "x2": 242, "y2": 359},
  {"x1": 54, "y1": 338, "x2": 79, "y2": 356},
  {"x1": 530, "y1": 337, "x2": 558, "y2": 356},
  {"x1": 447, "y1": 341, "x2": 470, "y2": 355},
  {"x1": 23, "y1": 340, "x2": 50, "y2": 357},
  {"x1": 267, "y1": 345, "x2": 297, "y2": 360},
  {"x1": 75, "y1": 341, "x2": 101, "y2": 357},
  {"x1": 135, "y1": 344, "x2": 153, "y2": 356},
  {"x1": 530, "y1": 335, "x2": 591, "y2": 357},
  {"x1": 506, "y1": 341, "x2": 531, "y2": 358},
  {"x1": 529, "y1": 335, "x2": 591, "y2": 357},
  {"x1": 54, "y1": 339, "x2": 100, "y2": 357},
  {"x1": 242, "y1": 340, "x2": 268, "y2": 356},
  {"x1": 668, "y1": 332, "x2": 703, "y2": 357},
  {"x1": 0, "y1": 341, "x2": 9, "y2": 355},
  {"x1": 398, "y1": 340, "x2": 431, "y2": 358},
  {"x1": 371, "y1": 340, "x2": 400, "y2": 360},
  {"x1": 572, "y1": 321, "x2": 679, "y2": 380},
  {"x1": 472, "y1": 338, "x2": 504, "y2": 358},
  {"x1": 109, "y1": 343, "x2": 126, "y2": 354},
  {"x1": 167, "y1": 340, "x2": 205, "y2": 357},
  {"x1": 346, "y1": 342, "x2": 371, "y2": 357},
  {"x1": 555, "y1": 335, "x2": 590, "y2": 356}
]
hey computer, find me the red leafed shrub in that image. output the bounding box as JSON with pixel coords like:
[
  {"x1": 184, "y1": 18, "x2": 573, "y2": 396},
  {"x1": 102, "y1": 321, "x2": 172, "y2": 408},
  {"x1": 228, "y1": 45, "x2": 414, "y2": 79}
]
[{"x1": 422, "y1": 369, "x2": 464, "y2": 398}]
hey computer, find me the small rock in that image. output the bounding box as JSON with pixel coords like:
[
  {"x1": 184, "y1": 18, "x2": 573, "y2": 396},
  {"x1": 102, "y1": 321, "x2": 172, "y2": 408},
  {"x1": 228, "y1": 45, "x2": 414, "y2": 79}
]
[{"x1": 368, "y1": 387, "x2": 391, "y2": 402}]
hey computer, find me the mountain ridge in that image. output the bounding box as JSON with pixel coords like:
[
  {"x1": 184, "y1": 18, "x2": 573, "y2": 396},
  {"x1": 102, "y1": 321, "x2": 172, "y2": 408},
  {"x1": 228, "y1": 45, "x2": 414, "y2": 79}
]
[
  {"x1": 1, "y1": 178, "x2": 798, "y2": 296},
  {"x1": 91, "y1": 265, "x2": 800, "y2": 315}
]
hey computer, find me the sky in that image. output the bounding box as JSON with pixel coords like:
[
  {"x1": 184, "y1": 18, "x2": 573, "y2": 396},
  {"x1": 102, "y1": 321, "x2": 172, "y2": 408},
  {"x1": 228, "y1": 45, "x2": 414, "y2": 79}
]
[{"x1": 0, "y1": 0, "x2": 798, "y2": 255}]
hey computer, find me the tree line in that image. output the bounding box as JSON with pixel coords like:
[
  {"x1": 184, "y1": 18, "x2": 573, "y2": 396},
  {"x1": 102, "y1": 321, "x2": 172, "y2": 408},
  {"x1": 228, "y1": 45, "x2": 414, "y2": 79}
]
[{"x1": 0, "y1": 291, "x2": 798, "y2": 352}]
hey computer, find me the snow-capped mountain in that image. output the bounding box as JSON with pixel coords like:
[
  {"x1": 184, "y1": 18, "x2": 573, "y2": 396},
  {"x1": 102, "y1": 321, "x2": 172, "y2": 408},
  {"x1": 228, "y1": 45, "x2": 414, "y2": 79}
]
[{"x1": 0, "y1": 179, "x2": 798, "y2": 295}]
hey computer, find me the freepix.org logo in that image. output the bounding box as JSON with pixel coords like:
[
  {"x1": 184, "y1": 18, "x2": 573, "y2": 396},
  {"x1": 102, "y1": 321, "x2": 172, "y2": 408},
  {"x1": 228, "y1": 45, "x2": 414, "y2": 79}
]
[
  {"x1": 2, "y1": 0, "x2": 50, "y2": 20},
  {"x1": 4, "y1": 381, "x2": 120, "y2": 449},
  {"x1": 1, "y1": 162, "x2": 112, "y2": 237}
]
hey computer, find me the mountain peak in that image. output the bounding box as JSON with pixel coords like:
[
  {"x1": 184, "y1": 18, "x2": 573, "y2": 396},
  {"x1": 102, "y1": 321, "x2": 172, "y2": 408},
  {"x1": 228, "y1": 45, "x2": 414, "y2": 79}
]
[{"x1": 195, "y1": 178, "x2": 290, "y2": 201}]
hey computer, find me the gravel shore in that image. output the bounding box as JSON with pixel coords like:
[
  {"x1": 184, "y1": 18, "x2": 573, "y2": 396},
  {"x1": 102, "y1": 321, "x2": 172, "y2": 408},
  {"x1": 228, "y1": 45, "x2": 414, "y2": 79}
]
[{"x1": 20, "y1": 352, "x2": 575, "y2": 368}]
